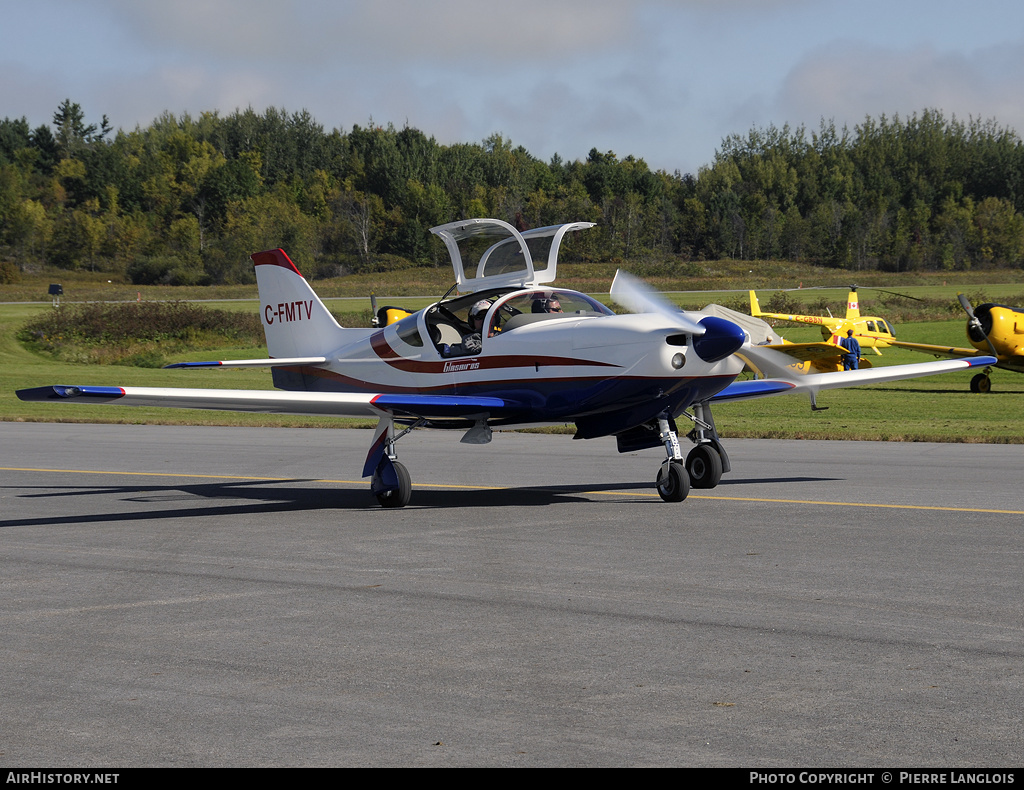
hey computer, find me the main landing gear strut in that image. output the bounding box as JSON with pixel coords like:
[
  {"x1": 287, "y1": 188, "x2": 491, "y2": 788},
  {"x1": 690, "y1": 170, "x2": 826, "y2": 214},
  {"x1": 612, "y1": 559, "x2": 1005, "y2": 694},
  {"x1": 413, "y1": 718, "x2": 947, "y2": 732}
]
[
  {"x1": 367, "y1": 416, "x2": 421, "y2": 508},
  {"x1": 654, "y1": 402, "x2": 731, "y2": 503}
]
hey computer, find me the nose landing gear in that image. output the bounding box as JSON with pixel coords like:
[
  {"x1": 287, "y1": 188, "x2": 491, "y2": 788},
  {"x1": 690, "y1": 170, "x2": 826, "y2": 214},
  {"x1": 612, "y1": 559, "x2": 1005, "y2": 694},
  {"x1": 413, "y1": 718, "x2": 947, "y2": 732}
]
[
  {"x1": 655, "y1": 414, "x2": 690, "y2": 502},
  {"x1": 650, "y1": 402, "x2": 730, "y2": 502}
]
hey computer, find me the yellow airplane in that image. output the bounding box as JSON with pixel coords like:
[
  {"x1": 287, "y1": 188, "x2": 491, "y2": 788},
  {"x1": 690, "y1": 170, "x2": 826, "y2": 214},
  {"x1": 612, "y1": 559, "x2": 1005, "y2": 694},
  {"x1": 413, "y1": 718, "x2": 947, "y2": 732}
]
[
  {"x1": 749, "y1": 287, "x2": 899, "y2": 354},
  {"x1": 887, "y1": 294, "x2": 1024, "y2": 392}
]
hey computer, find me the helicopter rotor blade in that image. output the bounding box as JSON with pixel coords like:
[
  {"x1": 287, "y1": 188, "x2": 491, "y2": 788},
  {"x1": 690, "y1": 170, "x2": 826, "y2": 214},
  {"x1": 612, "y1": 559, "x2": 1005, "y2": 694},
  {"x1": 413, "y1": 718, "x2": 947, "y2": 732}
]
[{"x1": 870, "y1": 287, "x2": 923, "y2": 302}]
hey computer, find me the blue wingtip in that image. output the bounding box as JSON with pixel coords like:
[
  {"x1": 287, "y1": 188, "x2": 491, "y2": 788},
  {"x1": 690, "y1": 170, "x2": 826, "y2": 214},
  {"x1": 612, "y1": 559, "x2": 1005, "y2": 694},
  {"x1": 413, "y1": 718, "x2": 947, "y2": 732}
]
[
  {"x1": 16, "y1": 385, "x2": 126, "y2": 401},
  {"x1": 163, "y1": 361, "x2": 222, "y2": 369}
]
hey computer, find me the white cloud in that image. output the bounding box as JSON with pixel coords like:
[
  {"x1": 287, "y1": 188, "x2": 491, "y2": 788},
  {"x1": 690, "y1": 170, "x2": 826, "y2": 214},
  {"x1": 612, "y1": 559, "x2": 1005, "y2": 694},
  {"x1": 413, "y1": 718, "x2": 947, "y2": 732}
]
[
  {"x1": 777, "y1": 38, "x2": 1024, "y2": 134},
  {"x1": 101, "y1": 0, "x2": 642, "y2": 65}
]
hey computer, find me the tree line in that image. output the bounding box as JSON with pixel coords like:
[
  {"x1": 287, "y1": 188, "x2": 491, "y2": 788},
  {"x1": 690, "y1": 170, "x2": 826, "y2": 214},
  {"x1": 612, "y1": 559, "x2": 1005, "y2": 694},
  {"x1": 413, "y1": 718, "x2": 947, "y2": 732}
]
[{"x1": 2, "y1": 101, "x2": 1023, "y2": 285}]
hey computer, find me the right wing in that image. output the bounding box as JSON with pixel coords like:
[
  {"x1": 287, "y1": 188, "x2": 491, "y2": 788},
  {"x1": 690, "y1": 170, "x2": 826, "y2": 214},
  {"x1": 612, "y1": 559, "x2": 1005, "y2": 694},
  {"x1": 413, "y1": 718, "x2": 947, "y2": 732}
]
[{"x1": 711, "y1": 354, "x2": 997, "y2": 403}]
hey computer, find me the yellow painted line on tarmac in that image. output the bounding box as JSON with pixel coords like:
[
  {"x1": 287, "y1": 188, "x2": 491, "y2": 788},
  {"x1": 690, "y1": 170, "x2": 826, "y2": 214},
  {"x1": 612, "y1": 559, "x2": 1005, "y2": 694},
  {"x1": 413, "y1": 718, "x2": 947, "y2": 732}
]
[
  {"x1": 1, "y1": 466, "x2": 299, "y2": 482},
  {"x1": 583, "y1": 488, "x2": 1024, "y2": 515},
  {"x1": 683, "y1": 494, "x2": 1024, "y2": 516},
  {"x1": 3, "y1": 467, "x2": 1021, "y2": 515}
]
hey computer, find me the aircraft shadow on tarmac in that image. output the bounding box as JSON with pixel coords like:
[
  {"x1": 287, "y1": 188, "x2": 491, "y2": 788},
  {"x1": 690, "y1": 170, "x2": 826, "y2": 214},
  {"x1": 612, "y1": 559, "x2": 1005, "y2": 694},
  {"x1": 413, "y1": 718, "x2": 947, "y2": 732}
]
[
  {"x1": 0, "y1": 474, "x2": 841, "y2": 528},
  {"x1": 0, "y1": 480, "x2": 608, "y2": 527}
]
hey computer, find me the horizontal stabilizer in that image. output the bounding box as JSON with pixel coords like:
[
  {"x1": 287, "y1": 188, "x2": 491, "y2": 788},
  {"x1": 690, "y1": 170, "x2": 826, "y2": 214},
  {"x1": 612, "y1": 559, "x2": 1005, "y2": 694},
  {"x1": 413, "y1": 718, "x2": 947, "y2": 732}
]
[{"x1": 163, "y1": 357, "x2": 328, "y2": 369}]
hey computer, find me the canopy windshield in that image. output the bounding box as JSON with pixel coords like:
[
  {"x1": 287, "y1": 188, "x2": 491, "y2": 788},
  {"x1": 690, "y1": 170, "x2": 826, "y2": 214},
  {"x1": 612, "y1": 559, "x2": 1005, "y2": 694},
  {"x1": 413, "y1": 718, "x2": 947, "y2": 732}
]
[{"x1": 430, "y1": 218, "x2": 595, "y2": 293}]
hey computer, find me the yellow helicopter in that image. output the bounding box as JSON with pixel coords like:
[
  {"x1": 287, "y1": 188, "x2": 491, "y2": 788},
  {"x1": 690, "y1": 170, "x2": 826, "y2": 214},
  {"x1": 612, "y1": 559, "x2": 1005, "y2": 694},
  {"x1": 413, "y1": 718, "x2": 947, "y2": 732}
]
[{"x1": 749, "y1": 287, "x2": 900, "y2": 355}]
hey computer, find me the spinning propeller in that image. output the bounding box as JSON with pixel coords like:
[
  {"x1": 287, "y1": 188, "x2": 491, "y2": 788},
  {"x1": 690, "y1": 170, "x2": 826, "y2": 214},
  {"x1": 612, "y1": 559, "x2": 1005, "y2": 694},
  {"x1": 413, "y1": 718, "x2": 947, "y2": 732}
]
[
  {"x1": 610, "y1": 270, "x2": 706, "y2": 336},
  {"x1": 958, "y1": 293, "x2": 999, "y2": 356},
  {"x1": 611, "y1": 270, "x2": 747, "y2": 363}
]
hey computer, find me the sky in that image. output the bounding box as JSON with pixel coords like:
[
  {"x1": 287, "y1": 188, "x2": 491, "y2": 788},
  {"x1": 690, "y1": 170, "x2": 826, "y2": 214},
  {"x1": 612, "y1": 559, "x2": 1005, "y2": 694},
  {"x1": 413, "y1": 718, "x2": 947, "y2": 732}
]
[{"x1": 3, "y1": 0, "x2": 1024, "y2": 175}]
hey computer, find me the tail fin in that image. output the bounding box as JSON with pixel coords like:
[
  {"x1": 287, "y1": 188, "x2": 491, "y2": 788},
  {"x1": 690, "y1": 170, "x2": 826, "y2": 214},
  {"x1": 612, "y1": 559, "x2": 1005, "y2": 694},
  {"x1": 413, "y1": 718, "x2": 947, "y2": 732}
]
[
  {"x1": 845, "y1": 290, "x2": 861, "y2": 320},
  {"x1": 251, "y1": 249, "x2": 343, "y2": 359},
  {"x1": 749, "y1": 290, "x2": 762, "y2": 317}
]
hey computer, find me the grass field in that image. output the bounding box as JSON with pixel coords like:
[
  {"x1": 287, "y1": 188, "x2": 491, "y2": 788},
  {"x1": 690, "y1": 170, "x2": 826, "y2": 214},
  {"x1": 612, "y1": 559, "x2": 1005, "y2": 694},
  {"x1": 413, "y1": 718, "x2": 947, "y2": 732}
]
[{"x1": 2, "y1": 269, "x2": 1022, "y2": 443}]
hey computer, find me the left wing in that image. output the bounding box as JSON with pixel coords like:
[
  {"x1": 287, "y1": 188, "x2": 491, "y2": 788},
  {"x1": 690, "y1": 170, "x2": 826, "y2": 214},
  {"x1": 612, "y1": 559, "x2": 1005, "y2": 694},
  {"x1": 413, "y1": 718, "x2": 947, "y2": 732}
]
[
  {"x1": 711, "y1": 354, "x2": 998, "y2": 403},
  {"x1": 15, "y1": 385, "x2": 524, "y2": 420}
]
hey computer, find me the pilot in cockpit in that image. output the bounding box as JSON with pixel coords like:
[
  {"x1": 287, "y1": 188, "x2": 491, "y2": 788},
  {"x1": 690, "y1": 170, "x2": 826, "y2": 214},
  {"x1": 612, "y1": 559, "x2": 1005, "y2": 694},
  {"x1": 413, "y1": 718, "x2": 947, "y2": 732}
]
[{"x1": 441, "y1": 299, "x2": 489, "y2": 357}]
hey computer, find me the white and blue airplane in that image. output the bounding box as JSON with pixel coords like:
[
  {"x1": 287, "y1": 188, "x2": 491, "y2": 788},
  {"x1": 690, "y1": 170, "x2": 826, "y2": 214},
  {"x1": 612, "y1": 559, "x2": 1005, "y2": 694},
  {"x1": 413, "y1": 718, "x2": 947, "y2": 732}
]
[{"x1": 17, "y1": 218, "x2": 995, "y2": 507}]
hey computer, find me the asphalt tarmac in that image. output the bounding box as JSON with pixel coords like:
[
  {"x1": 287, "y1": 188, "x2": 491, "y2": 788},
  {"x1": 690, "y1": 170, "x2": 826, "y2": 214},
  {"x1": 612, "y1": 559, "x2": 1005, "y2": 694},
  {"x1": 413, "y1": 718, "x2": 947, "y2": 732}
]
[{"x1": 1, "y1": 422, "x2": 1021, "y2": 767}]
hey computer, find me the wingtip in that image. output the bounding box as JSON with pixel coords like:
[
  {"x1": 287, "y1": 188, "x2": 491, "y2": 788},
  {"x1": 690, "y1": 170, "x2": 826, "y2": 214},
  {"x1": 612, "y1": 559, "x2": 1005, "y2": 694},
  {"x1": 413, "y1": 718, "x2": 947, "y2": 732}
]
[
  {"x1": 16, "y1": 385, "x2": 126, "y2": 402},
  {"x1": 15, "y1": 386, "x2": 51, "y2": 402}
]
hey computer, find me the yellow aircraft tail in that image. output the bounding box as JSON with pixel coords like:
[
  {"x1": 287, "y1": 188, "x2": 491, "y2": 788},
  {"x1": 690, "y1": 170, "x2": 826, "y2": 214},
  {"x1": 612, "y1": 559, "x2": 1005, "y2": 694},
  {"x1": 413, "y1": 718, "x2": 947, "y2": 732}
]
[
  {"x1": 845, "y1": 290, "x2": 861, "y2": 321},
  {"x1": 749, "y1": 290, "x2": 762, "y2": 317}
]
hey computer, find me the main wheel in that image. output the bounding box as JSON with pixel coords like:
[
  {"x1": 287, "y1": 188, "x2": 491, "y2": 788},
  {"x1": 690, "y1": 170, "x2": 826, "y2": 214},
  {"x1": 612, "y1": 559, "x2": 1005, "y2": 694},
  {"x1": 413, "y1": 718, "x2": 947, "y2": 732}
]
[
  {"x1": 374, "y1": 461, "x2": 412, "y2": 508},
  {"x1": 970, "y1": 373, "x2": 991, "y2": 393},
  {"x1": 656, "y1": 461, "x2": 690, "y2": 502},
  {"x1": 686, "y1": 444, "x2": 723, "y2": 489}
]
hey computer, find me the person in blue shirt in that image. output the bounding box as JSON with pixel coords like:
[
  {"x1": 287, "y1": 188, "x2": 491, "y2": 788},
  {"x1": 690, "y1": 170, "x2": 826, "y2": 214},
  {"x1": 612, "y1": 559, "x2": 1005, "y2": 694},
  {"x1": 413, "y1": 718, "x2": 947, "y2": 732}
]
[{"x1": 839, "y1": 329, "x2": 861, "y2": 370}]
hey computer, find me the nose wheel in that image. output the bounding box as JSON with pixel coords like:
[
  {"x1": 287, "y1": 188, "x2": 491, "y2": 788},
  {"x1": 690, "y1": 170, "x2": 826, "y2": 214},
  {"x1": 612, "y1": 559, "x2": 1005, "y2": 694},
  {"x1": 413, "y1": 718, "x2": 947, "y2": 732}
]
[
  {"x1": 654, "y1": 414, "x2": 692, "y2": 502},
  {"x1": 657, "y1": 460, "x2": 690, "y2": 502}
]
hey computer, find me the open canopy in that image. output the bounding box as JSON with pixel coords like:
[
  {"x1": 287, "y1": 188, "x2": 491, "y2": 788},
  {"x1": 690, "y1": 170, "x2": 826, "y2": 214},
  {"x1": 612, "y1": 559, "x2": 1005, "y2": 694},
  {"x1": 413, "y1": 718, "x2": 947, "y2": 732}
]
[{"x1": 430, "y1": 218, "x2": 595, "y2": 293}]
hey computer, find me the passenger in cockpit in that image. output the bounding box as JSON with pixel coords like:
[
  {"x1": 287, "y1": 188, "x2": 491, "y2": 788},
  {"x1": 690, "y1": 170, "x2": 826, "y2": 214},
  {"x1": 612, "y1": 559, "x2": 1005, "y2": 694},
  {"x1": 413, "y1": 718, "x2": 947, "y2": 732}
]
[{"x1": 532, "y1": 296, "x2": 563, "y2": 314}]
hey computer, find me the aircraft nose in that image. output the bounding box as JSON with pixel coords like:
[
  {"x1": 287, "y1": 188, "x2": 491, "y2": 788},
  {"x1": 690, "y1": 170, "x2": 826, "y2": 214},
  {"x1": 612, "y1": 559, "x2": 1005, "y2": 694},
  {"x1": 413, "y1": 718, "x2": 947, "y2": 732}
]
[{"x1": 691, "y1": 316, "x2": 746, "y2": 363}]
